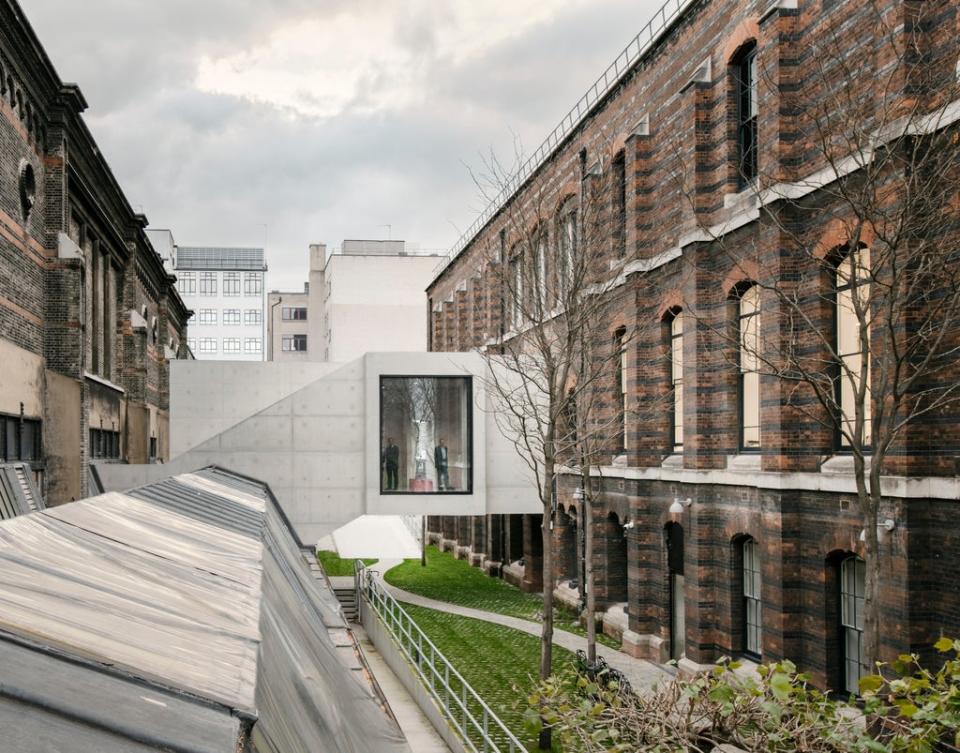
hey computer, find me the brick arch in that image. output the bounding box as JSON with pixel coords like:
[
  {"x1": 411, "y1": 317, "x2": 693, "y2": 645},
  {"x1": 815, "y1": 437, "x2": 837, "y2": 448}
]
[
  {"x1": 610, "y1": 132, "x2": 629, "y2": 159},
  {"x1": 657, "y1": 292, "x2": 684, "y2": 322},
  {"x1": 812, "y1": 218, "x2": 877, "y2": 261},
  {"x1": 723, "y1": 19, "x2": 761, "y2": 65},
  {"x1": 721, "y1": 260, "x2": 760, "y2": 299},
  {"x1": 553, "y1": 182, "x2": 579, "y2": 211}
]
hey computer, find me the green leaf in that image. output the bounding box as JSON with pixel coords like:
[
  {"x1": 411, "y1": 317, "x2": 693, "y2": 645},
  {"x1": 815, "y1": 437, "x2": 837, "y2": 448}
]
[
  {"x1": 859, "y1": 674, "x2": 884, "y2": 695},
  {"x1": 894, "y1": 700, "x2": 919, "y2": 718},
  {"x1": 935, "y1": 637, "x2": 954, "y2": 653},
  {"x1": 770, "y1": 672, "x2": 793, "y2": 701}
]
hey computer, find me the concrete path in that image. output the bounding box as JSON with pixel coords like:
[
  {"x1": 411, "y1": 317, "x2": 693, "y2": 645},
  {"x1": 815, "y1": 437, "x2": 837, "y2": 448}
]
[
  {"x1": 353, "y1": 625, "x2": 452, "y2": 753},
  {"x1": 372, "y1": 559, "x2": 670, "y2": 691}
]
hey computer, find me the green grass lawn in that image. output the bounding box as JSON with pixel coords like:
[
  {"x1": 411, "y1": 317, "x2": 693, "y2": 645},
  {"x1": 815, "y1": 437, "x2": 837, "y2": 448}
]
[
  {"x1": 402, "y1": 603, "x2": 574, "y2": 751},
  {"x1": 316, "y1": 550, "x2": 376, "y2": 577},
  {"x1": 385, "y1": 546, "x2": 619, "y2": 648}
]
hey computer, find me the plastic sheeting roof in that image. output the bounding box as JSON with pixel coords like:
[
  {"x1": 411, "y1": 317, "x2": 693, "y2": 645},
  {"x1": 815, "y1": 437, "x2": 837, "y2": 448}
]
[{"x1": 0, "y1": 467, "x2": 410, "y2": 753}]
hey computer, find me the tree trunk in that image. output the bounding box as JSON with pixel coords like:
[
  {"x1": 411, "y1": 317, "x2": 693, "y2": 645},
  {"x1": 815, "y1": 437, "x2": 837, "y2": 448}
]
[
  {"x1": 540, "y1": 504, "x2": 555, "y2": 680},
  {"x1": 861, "y1": 505, "x2": 881, "y2": 674},
  {"x1": 584, "y1": 487, "x2": 596, "y2": 662}
]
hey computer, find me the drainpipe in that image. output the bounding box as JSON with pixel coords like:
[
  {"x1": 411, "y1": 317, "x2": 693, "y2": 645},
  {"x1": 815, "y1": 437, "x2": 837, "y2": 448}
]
[{"x1": 268, "y1": 296, "x2": 282, "y2": 360}]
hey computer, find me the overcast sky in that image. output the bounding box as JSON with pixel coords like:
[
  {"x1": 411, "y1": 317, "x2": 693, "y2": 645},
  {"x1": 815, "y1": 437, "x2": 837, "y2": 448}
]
[{"x1": 25, "y1": 0, "x2": 662, "y2": 290}]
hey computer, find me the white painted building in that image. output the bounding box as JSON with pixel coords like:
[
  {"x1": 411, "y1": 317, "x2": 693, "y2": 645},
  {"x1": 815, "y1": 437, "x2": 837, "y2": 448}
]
[
  {"x1": 268, "y1": 240, "x2": 439, "y2": 362},
  {"x1": 147, "y1": 230, "x2": 267, "y2": 361}
]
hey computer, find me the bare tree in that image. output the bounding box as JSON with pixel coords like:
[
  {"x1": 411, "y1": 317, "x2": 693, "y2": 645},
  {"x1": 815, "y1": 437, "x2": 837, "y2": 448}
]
[
  {"x1": 672, "y1": 0, "x2": 960, "y2": 674},
  {"x1": 470, "y1": 137, "x2": 640, "y2": 686}
]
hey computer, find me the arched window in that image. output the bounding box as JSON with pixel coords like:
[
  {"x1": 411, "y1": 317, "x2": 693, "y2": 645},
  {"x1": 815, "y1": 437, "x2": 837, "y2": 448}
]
[
  {"x1": 835, "y1": 246, "x2": 871, "y2": 448},
  {"x1": 614, "y1": 327, "x2": 627, "y2": 452},
  {"x1": 742, "y1": 537, "x2": 762, "y2": 657},
  {"x1": 738, "y1": 284, "x2": 761, "y2": 450},
  {"x1": 533, "y1": 227, "x2": 548, "y2": 315},
  {"x1": 508, "y1": 243, "x2": 523, "y2": 330},
  {"x1": 668, "y1": 310, "x2": 684, "y2": 453},
  {"x1": 556, "y1": 200, "x2": 577, "y2": 300},
  {"x1": 734, "y1": 42, "x2": 758, "y2": 187},
  {"x1": 839, "y1": 554, "x2": 867, "y2": 694}
]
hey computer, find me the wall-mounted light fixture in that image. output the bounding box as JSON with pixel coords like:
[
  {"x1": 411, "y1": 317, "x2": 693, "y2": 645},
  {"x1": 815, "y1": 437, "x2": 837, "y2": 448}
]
[
  {"x1": 669, "y1": 497, "x2": 692, "y2": 515},
  {"x1": 859, "y1": 518, "x2": 896, "y2": 542},
  {"x1": 623, "y1": 519, "x2": 636, "y2": 530}
]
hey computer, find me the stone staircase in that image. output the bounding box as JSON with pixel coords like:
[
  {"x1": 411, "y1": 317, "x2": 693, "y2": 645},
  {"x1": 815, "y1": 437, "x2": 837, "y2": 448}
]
[{"x1": 333, "y1": 584, "x2": 360, "y2": 622}]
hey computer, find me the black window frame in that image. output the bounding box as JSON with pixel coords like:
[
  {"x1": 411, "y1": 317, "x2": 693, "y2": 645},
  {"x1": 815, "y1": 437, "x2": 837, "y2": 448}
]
[{"x1": 735, "y1": 43, "x2": 758, "y2": 189}]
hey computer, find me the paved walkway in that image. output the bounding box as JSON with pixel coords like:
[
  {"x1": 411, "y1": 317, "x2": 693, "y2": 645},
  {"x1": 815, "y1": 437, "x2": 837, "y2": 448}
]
[
  {"x1": 373, "y1": 559, "x2": 670, "y2": 691},
  {"x1": 353, "y1": 624, "x2": 452, "y2": 753}
]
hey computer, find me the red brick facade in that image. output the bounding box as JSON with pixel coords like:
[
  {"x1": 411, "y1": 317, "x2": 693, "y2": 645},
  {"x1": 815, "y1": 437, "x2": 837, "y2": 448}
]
[{"x1": 427, "y1": 0, "x2": 960, "y2": 690}]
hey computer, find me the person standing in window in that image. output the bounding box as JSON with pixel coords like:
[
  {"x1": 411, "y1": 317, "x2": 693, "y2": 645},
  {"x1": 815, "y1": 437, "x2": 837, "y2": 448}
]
[
  {"x1": 382, "y1": 437, "x2": 400, "y2": 491},
  {"x1": 434, "y1": 438, "x2": 449, "y2": 491}
]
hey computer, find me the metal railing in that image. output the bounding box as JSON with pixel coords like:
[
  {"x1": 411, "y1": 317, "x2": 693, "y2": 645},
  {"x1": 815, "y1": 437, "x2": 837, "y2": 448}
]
[
  {"x1": 431, "y1": 0, "x2": 696, "y2": 283},
  {"x1": 356, "y1": 562, "x2": 528, "y2": 753}
]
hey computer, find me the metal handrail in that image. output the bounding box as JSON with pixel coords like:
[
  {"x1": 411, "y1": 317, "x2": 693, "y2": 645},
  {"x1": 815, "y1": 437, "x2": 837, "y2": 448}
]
[
  {"x1": 431, "y1": 0, "x2": 696, "y2": 283},
  {"x1": 356, "y1": 561, "x2": 528, "y2": 753}
]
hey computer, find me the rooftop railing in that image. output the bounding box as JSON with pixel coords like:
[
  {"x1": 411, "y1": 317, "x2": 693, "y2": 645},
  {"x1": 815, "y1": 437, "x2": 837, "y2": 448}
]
[{"x1": 431, "y1": 0, "x2": 696, "y2": 283}]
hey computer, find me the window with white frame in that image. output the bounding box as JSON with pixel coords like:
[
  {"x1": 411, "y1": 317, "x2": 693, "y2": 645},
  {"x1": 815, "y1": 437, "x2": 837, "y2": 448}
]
[
  {"x1": 244, "y1": 309, "x2": 262, "y2": 325},
  {"x1": 742, "y1": 537, "x2": 762, "y2": 657},
  {"x1": 199, "y1": 272, "x2": 217, "y2": 296},
  {"x1": 223, "y1": 337, "x2": 241, "y2": 354},
  {"x1": 223, "y1": 272, "x2": 241, "y2": 296},
  {"x1": 739, "y1": 285, "x2": 761, "y2": 450},
  {"x1": 198, "y1": 309, "x2": 217, "y2": 325},
  {"x1": 178, "y1": 272, "x2": 196, "y2": 295},
  {"x1": 509, "y1": 247, "x2": 523, "y2": 329},
  {"x1": 669, "y1": 311, "x2": 684, "y2": 453},
  {"x1": 282, "y1": 306, "x2": 307, "y2": 321},
  {"x1": 836, "y1": 247, "x2": 871, "y2": 448},
  {"x1": 840, "y1": 555, "x2": 867, "y2": 694},
  {"x1": 198, "y1": 337, "x2": 217, "y2": 353},
  {"x1": 244, "y1": 272, "x2": 262, "y2": 296},
  {"x1": 244, "y1": 338, "x2": 262, "y2": 354},
  {"x1": 534, "y1": 230, "x2": 548, "y2": 314},
  {"x1": 223, "y1": 308, "x2": 241, "y2": 325}
]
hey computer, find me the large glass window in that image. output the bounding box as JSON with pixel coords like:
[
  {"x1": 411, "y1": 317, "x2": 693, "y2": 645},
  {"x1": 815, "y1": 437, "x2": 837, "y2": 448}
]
[
  {"x1": 742, "y1": 537, "x2": 762, "y2": 657},
  {"x1": 836, "y1": 247, "x2": 871, "y2": 448},
  {"x1": 840, "y1": 555, "x2": 867, "y2": 694},
  {"x1": 244, "y1": 337, "x2": 262, "y2": 354},
  {"x1": 282, "y1": 306, "x2": 308, "y2": 321},
  {"x1": 739, "y1": 285, "x2": 761, "y2": 449},
  {"x1": 223, "y1": 308, "x2": 241, "y2": 325},
  {"x1": 380, "y1": 376, "x2": 472, "y2": 494},
  {"x1": 244, "y1": 309, "x2": 262, "y2": 326},
  {"x1": 223, "y1": 337, "x2": 241, "y2": 354},
  {"x1": 670, "y1": 312, "x2": 684, "y2": 453},
  {"x1": 198, "y1": 309, "x2": 217, "y2": 325},
  {"x1": 282, "y1": 334, "x2": 307, "y2": 352},
  {"x1": 244, "y1": 272, "x2": 262, "y2": 296}
]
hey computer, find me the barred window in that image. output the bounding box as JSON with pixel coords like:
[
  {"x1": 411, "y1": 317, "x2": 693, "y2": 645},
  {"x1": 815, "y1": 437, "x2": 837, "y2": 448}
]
[
  {"x1": 0, "y1": 414, "x2": 42, "y2": 462},
  {"x1": 90, "y1": 428, "x2": 121, "y2": 460}
]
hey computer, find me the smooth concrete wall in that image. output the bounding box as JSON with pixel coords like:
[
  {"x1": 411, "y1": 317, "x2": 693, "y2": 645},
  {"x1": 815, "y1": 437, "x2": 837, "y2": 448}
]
[
  {"x1": 97, "y1": 353, "x2": 540, "y2": 544},
  {"x1": 170, "y1": 359, "x2": 339, "y2": 456},
  {"x1": 361, "y1": 597, "x2": 468, "y2": 753},
  {"x1": 0, "y1": 338, "x2": 44, "y2": 418},
  {"x1": 43, "y1": 370, "x2": 81, "y2": 505}
]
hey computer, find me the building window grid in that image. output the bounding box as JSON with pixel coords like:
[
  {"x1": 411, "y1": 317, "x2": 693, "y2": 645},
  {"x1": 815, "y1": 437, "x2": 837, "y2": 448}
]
[
  {"x1": 670, "y1": 312, "x2": 684, "y2": 453},
  {"x1": 199, "y1": 272, "x2": 217, "y2": 296},
  {"x1": 178, "y1": 272, "x2": 196, "y2": 295},
  {"x1": 743, "y1": 538, "x2": 762, "y2": 658},
  {"x1": 198, "y1": 309, "x2": 217, "y2": 325},
  {"x1": 836, "y1": 247, "x2": 872, "y2": 449},
  {"x1": 198, "y1": 338, "x2": 217, "y2": 353},
  {"x1": 223, "y1": 337, "x2": 241, "y2": 354},
  {"x1": 89, "y1": 428, "x2": 121, "y2": 460},
  {"x1": 244, "y1": 273, "x2": 262, "y2": 296},
  {"x1": 244, "y1": 338, "x2": 262, "y2": 354},
  {"x1": 840, "y1": 555, "x2": 867, "y2": 695},
  {"x1": 223, "y1": 272, "x2": 241, "y2": 296},
  {"x1": 739, "y1": 285, "x2": 761, "y2": 450},
  {"x1": 244, "y1": 309, "x2": 262, "y2": 325},
  {"x1": 223, "y1": 309, "x2": 241, "y2": 325},
  {"x1": 736, "y1": 44, "x2": 758, "y2": 188}
]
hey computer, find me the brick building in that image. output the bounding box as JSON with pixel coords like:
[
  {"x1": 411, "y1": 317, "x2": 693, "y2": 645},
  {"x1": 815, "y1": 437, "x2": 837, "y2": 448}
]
[
  {"x1": 0, "y1": 0, "x2": 190, "y2": 505},
  {"x1": 426, "y1": 0, "x2": 960, "y2": 692}
]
